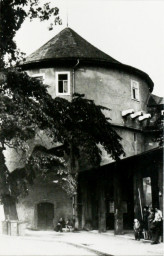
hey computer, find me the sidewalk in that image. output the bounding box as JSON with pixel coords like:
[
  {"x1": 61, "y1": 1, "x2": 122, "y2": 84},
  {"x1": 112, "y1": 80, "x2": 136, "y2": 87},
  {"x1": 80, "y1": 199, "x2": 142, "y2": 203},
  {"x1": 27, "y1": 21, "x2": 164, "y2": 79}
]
[{"x1": 23, "y1": 229, "x2": 164, "y2": 256}]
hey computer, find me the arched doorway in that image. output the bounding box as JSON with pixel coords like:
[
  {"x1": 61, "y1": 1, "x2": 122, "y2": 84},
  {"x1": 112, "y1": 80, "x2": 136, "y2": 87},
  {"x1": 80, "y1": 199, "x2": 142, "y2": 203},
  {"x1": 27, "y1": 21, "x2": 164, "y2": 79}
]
[{"x1": 37, "y1": 202, "x2": 54, "y2": 230}]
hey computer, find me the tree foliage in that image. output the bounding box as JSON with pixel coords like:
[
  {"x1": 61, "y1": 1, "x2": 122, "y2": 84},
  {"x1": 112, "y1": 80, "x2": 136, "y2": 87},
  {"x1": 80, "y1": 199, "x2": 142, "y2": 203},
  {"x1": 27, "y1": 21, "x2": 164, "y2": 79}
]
[
  {"x1": 0, "y1": 70, "x2": 125, "y2": 199},
  {"x1": 0, "y1": 0, "x2": 125, "y2": 201},
  {"x1": 0, "y1": 0, "x2": 61, "y2": 67}
]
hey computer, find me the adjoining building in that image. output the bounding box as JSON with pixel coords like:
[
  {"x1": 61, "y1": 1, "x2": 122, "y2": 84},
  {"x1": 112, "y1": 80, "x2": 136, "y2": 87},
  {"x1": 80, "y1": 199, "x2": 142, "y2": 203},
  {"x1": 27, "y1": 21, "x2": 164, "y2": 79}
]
[{"x1": 3, "y1": 27, "x2": 163, "y2": 233}]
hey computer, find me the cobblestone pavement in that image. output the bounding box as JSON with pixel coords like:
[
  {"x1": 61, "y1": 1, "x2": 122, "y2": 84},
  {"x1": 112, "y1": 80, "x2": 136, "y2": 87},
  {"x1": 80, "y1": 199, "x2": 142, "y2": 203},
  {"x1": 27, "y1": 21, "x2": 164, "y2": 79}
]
[{"x1": 0, "y1": 230, "x2": 163, "y2": 256}]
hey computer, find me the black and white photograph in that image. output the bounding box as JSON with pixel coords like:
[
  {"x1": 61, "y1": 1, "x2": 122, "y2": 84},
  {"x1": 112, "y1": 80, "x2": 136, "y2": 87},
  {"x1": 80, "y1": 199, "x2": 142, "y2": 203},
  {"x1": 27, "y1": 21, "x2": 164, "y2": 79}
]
[{"x1": 0, "y1": 0, "x2": 163, "y2": 255}]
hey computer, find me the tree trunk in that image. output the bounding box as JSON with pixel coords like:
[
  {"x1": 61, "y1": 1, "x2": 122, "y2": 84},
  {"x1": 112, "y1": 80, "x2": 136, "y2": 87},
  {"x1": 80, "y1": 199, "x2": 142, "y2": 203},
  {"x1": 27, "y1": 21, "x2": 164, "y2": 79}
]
[
  {"x1": 3, "y1": 195, "x2": 18, "y2": 220},
  {"x1": 0, "y1": 148, "x2": 18, "y2": 220},
  {"x1": 0, "y1": 148, "x2": 9, "y2": 196}
]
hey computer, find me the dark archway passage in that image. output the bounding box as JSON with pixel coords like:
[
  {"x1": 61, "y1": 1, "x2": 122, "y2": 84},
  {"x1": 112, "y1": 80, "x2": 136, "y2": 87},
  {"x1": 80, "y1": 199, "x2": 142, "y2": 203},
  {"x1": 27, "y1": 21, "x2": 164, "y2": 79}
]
[{"x1": 37, "y1": 202, "x2": 54, "y2": 230}]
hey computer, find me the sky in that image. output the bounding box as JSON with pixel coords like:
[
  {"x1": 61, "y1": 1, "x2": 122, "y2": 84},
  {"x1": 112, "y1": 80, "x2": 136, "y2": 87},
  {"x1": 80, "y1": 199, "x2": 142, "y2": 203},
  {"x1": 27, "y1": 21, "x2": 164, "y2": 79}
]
[{"x1": 15, "y1": 0, "x2": 164, "y2": 97}]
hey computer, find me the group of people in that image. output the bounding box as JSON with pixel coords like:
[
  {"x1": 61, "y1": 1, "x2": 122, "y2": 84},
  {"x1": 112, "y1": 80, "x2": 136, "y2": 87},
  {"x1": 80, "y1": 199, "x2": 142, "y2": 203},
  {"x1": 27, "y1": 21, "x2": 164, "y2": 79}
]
[
  {"x1": 55, "y1": 217, "x2": 74, "y2": 232},
  {"x1": 133, "y1": 206, "x2": 163, "y2": 244}
]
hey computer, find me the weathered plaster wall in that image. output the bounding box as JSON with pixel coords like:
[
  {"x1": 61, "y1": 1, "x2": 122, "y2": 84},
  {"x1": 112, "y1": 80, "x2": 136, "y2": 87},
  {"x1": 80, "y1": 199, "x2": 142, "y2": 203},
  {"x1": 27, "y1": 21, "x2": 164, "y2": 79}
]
[
  {"x1": 93, "y1": 128, "x2": 146, "y2": 167},
  {"x1": 74, "y1": 66, "x2": 152, "y2": 165},
  {"x1": 115, "y1": 127, "x2": 145, "y2": 156},
  {"x1": 26, "y1": 66, "x2": 151, "y2": 129},
  {"x1": 75, "y1": 66, "x2": 150, "y2": 125},
  {"x1": 16, "y1": 181, "x2": 72, "y2": 229},
  {"x1": 3, "y1": 130, "x2": 60, "y2": 172}
]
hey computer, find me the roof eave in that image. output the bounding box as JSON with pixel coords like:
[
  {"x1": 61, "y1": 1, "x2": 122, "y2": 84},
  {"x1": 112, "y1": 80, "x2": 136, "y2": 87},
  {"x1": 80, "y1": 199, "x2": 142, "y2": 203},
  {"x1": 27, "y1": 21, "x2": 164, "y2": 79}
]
[{"x1": 19, "y1": 57, "x2": 154, "y2": 92}]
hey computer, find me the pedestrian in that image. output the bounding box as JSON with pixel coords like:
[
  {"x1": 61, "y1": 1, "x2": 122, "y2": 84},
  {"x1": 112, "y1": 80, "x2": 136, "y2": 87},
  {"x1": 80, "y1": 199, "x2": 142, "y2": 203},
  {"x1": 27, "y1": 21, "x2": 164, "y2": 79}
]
[
  {"x1": 151, "y1": 208, "x2": 163, "y2": 244},
  {"x1": 65, "y1": 218, "x2": 73, "y2": 232},
  {"x1": 147, "y1": 208, "x2": 154, "y2": 240},
  {"x1": 142, "y1": 206, "x2": 149, "y2": 239},
  {"x1": 133, "y1": 219, "x2": 141, "y2": 240},
  {"x1": 56, "y1": 217, "x2": 65, "y2": 232}
]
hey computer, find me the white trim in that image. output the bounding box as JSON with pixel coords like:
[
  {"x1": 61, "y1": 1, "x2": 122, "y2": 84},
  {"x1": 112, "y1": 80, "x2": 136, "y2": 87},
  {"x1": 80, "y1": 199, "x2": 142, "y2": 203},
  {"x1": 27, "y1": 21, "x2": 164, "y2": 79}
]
[
  {"x1": 32, "y1": 73, "x2": 45, "y2": 83},
  {"x1": 56, "y1": 71, "x2": 70, "y2": 96},
  {"x1": 131, "y1": 80, "x2": 140, "y2": 101}
]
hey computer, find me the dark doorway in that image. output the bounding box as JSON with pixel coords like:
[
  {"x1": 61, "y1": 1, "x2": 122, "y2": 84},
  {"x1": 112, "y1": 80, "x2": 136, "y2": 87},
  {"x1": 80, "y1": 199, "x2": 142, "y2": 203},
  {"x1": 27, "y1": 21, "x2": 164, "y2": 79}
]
[
  {"x1": 37, "y1": 202, "x2": 54, "y2": 230},
  {"x1": 106, "y1": 200, "x2": 114, "y2": 230},
  {"x1": 122, "y1": 173, "x2": 134, "y2": 230}
]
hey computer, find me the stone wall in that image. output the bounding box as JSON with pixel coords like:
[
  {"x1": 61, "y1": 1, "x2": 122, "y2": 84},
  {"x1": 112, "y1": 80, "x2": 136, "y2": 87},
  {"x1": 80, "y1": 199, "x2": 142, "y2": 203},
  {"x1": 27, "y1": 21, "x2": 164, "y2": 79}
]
[{"x1": 16, "y1": 181, "x2": 72, "y2": 229}]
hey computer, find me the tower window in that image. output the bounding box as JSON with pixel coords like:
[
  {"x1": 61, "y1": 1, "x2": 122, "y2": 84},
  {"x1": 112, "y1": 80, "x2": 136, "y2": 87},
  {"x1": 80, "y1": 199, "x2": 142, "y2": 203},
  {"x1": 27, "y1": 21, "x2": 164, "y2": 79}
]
[
  {"x1": 32, "y1": 73, "x2": 45, "y2": 83},
  {"x1": 56, "y1": 72, "x2": 70, "y2": 95},
  {"x1": 131, "y1": 80, "x2": 140, "y2": 101}
]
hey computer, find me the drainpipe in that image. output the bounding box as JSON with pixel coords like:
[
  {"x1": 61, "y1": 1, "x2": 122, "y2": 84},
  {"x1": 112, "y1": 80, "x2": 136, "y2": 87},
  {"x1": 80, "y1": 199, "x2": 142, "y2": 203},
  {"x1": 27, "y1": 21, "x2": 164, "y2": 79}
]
[{"x1": 72, "y1": 59, "x2": 80, "y2": 100}]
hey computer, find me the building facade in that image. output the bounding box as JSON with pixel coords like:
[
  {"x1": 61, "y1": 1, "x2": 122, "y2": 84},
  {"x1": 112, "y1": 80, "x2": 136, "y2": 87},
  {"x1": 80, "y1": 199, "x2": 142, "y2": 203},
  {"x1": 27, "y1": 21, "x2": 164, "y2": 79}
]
[{"x1": 3, "y1": 27, "x2": 163, "y2": 232}]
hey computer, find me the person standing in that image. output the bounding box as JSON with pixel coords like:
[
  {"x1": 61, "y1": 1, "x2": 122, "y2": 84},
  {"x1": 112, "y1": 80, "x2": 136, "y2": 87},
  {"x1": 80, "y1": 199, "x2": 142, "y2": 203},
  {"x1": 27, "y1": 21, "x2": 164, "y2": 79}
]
[
  {"x1": 142, "y1": 206, "x2": 149, "y2": 239},
  {"x1": 151, "y1": 208, "x2": 163, "y2": 244},
  {"x1": 133, "y1": 219, "x2": 141, "y2": 240},
  {"x1": 147, "y1": 208, "x2": 154, "y2": 240}
]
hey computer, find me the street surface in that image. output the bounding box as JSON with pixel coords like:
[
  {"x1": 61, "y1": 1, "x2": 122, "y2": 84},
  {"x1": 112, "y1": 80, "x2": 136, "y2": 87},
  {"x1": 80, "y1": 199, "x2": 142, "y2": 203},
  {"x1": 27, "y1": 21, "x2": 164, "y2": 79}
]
[
  {"x1": 0, "y1": 235, "x2": 97, "y2": 256},
  {"x1": 0, "y1": 230, "x2": 163, "y2": 256}
]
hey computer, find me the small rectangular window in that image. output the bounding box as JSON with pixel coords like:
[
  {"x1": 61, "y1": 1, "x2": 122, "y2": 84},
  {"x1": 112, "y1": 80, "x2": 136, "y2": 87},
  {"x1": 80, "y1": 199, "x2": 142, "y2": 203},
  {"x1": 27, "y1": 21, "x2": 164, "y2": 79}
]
[
  {"x1": 56, "y1": 72, "x2": 70, "y2": 95},
  {"x1": 32, "y1": 73, "x2": 45, "y2": 83},
  {"x1": 131, "y1": 80, "x2": 140, "y2": 101}
]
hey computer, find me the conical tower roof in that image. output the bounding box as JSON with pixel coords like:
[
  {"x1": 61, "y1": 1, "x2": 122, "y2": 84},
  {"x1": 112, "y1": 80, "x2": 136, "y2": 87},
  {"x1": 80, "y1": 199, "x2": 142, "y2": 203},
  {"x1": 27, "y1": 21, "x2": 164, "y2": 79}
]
[
  {"x1": 22, "y1": 27, "x2": 154, "y2": 92},
  {"x1": 24, "y1": 27, "x2": 120, "y2": 65}
]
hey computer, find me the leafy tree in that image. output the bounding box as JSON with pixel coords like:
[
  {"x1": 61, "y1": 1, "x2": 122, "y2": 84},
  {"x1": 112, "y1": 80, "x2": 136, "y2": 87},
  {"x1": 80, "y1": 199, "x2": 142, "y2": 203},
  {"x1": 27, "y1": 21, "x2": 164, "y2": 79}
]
[
  {"x1": 0, "y1": 0, "x2": 61, "y2": 67},
  {"x1": 0, "y1": 70, "x2": 124, "y2": 203},
  {"x1": 0, "y1": 0, "x2": 125, "y2": 220},
  {"x1": 0, "y1": 0, "x2": 61, "y2": 216}
]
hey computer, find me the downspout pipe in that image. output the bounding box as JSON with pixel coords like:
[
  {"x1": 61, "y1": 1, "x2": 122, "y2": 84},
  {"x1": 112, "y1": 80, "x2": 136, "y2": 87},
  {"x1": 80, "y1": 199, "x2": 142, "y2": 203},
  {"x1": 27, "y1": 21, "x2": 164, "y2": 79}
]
[{"x1": 72, "y1": 59, "x2": 80, "y2": 100}]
